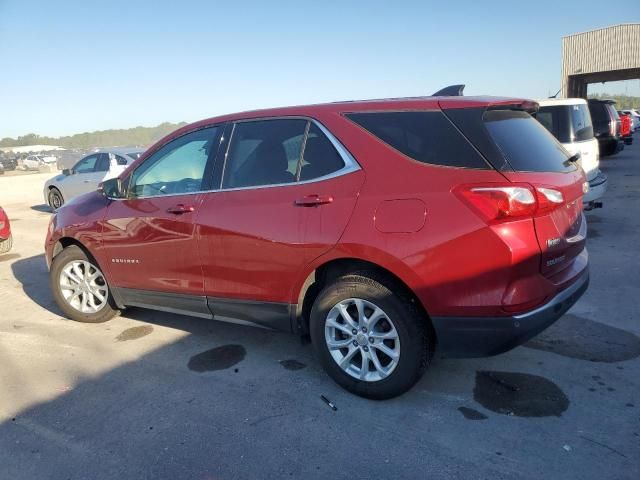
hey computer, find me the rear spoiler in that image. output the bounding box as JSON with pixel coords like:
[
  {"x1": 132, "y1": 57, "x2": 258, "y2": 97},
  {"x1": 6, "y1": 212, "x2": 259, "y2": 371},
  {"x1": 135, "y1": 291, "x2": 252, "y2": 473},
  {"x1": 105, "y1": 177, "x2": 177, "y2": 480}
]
[{"x1": 432, "y1": 84, "x2": 465, "y2": 96}]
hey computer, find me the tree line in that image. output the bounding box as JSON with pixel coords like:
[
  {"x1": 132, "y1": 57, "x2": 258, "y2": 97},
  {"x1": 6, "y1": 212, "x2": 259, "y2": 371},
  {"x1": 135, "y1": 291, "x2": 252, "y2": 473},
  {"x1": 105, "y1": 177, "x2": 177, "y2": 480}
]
[
  {"x1": 588, "y1": 93, "x2": 640, "y2": 109},
  {"x1": 0, "y1": 122, "x2": 187, "y2": 149}
]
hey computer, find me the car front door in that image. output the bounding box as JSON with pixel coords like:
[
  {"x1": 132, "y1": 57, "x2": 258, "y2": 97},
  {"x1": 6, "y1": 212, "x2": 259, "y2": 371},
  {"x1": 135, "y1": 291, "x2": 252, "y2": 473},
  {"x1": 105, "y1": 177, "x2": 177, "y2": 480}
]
[
  {"x1": 63, "y1": 153, "x2": 105, "y2": 199},
  {"x1": 196, "y1": 118, "x2": 363, "y2": 330},
  {"x1": 100, "y1": 126, "x2": 222, "y2": 312}
]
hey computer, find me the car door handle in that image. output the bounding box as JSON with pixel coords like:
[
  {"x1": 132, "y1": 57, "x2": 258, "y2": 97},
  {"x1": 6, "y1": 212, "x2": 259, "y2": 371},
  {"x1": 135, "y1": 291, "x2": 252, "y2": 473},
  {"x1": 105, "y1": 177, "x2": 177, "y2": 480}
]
[
  {"x1": 166, "y1": 204, "x2": 195, "y2": 215},
  {"x1": 294, "y1": 195, "x2": 334, "y2": 207}
]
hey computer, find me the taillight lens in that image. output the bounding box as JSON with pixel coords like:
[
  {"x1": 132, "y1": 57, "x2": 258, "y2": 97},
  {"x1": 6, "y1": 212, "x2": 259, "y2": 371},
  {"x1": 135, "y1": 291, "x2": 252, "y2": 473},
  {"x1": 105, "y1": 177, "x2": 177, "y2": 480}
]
[{"x1": 455, "y1": 184, "x2": 564, "y2": 223}]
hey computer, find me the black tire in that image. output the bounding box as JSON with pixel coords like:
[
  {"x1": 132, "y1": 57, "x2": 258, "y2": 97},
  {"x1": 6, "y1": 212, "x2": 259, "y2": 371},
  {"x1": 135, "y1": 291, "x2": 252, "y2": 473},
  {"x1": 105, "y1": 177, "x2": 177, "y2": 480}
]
[
  {"x1": 48, "y1": 187, "x2": 64, "y2": 210},
  {"x1": 50, "y1": 245, "x2": 119, "y2": 323},
  {"x1": 0, "y1": 234, "x2": 12, "y2": 254},
  {"x1": 310, "y1": 272, "x2": 431, "y2": 399}
]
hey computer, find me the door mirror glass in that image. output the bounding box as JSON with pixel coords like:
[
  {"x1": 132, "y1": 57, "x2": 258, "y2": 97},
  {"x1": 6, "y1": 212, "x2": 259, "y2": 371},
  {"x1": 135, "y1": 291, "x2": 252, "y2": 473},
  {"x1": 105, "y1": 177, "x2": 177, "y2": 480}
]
[{"x1": 99, "y1": 177, "x2": 123, "y2": 198}]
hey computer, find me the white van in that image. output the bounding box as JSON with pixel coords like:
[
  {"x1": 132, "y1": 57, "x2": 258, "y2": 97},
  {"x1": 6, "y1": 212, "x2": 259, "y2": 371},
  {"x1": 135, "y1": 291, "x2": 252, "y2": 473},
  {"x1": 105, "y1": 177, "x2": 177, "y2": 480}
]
[{"x1": 535, "y1": 98, "x2": 606, "y2": 209}]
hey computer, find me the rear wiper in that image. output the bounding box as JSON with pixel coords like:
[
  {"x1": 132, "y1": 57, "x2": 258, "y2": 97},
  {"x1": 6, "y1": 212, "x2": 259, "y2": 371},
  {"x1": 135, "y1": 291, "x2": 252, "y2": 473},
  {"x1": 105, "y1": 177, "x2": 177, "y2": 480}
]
[{"x1": 567, "y1": 153, "x2": 581, "y2": 165}]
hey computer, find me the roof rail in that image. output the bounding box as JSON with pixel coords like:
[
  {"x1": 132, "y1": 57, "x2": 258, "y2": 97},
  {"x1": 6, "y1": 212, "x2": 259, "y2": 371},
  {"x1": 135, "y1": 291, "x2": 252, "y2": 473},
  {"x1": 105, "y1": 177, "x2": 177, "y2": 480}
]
[{"x1": 432, "y1": 84, "x2": 465, "y2": 96}]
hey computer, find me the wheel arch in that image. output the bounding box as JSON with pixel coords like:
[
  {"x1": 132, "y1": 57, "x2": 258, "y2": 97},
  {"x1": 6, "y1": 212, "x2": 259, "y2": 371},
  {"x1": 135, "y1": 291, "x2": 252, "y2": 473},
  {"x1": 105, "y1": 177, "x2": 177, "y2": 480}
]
[
  {"x1": 53, "y1": 237, "x2": 125, "y2": 309},
  {"x1": 294, "y1": 256, "x2": 435, "y2": 343}
]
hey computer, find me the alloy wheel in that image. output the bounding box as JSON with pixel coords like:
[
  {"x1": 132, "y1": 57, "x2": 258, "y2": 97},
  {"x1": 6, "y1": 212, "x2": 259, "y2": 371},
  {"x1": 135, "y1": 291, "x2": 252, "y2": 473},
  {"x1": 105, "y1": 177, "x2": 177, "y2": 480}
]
[
  {"x1": 59, "y1": 260, "x2": 108, "y2": 313},
  {"x1": 324, "y1": 298, "x2": 400, "y2": 382}
]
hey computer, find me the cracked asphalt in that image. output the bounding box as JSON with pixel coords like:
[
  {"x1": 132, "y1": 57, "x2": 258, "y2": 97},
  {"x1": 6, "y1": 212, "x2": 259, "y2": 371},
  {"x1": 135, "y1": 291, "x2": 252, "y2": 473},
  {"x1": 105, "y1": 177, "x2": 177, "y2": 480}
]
[{"x1": 0, "y1": 146, "x2": 638, "y2": 479}]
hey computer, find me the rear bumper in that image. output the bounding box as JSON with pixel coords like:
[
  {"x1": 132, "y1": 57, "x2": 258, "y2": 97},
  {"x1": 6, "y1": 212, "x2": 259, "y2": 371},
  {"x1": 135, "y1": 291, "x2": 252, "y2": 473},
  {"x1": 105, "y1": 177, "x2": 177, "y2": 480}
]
[
  {"x1": 583, "y1": 170, "x2": 607, "y2": 205},
  {"x1": 431, "y1": 267, "x2": 589, "y2": 358}
]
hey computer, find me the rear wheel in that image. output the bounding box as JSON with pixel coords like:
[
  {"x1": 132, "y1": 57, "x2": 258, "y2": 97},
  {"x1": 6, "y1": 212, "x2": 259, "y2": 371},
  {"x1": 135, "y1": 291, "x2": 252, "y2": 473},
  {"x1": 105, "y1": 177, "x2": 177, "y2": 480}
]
[
  {"x1": 48, "y1": 187, "x2": 64, "y2": 210},
  {"x1": 310, "y1": 273, "x2": 431, "y2": 399},
  {"x1": 0, "y1": 234, "x2": 12, "y2": 254},
  {"x1": 50, "y1": 245, "x2": 119, "y2": 323}
]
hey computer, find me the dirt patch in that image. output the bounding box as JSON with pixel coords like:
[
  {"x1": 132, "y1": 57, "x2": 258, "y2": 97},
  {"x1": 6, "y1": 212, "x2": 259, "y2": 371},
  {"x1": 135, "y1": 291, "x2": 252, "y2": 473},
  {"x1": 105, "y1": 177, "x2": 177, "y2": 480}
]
[
  {"x1": 115, "y1": 325, "x2": 154, "y2": 341},
  {"x1": 457, "y1": 406, "x2": 488, "y2": 420},
  {"x1": 279, "y1": 359, "x2": 306, "y2": 371}
]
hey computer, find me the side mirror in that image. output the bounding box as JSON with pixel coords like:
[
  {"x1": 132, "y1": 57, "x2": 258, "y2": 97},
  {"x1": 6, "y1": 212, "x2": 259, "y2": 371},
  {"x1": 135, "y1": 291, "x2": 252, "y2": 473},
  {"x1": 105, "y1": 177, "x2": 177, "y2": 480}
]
[
  {"x1": 62, "y1": 168, "x2": 72, "y2": 176},
  {"x1": 98, "y1": 177, "x2": 124, "y2": 199}
]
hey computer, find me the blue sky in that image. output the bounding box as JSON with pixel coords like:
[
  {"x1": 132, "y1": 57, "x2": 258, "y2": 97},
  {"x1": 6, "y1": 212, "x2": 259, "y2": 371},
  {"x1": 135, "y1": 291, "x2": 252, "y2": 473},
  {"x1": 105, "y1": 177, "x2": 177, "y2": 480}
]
[{"x1": 0, "y1": 0, "x2": 638, "y2": 138}]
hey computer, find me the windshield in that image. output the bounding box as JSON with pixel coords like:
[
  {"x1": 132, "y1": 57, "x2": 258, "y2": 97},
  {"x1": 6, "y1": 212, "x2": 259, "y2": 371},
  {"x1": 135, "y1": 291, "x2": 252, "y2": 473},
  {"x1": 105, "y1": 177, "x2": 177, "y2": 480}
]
[{"x1": 484, "y1": 109, "x2": 575, "y2": 173}]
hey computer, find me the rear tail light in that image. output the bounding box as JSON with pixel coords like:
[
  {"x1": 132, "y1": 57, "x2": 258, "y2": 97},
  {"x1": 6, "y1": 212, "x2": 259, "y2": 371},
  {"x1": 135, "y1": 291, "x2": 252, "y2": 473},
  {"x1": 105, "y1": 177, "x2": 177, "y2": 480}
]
[{"x1": 455, "y1": 184, "x2": 564, "y2": 224}]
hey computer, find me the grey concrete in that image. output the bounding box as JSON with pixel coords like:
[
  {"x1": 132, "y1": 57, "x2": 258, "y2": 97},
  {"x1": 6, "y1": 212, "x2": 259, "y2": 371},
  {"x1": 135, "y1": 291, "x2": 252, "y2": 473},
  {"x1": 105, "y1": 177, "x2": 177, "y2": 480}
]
[{"x1": 0, "y1": 149, "x2": 638, "y2": 480}]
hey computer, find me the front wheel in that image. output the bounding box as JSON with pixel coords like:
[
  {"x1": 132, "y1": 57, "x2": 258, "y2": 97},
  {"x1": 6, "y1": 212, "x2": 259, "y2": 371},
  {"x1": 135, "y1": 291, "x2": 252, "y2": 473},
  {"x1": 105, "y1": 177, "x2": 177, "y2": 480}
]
[
  {"x1": 48, "y1": 187, "x2": 64, "y2": 210},
  {"x1": 310, "y1": 273, "x2": 431, "y2": 399},
  {"x1": 50, "y1": 245, "x2": 119, "y2": 323}
]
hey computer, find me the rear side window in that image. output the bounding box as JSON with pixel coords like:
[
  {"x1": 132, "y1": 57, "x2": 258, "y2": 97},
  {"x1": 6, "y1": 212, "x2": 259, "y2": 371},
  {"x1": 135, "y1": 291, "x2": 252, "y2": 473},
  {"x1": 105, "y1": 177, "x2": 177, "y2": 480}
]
[
  {"x1": 222, "y1": 119, "x2": 307, "y2": 189},
  {"x1": 345, "y1": 111, "x2": 488, "y2": 169},
  {"x1": 300, "y1": 124, "x2": 345, "y2": 181},
  {"x1": 484, "y1": 110, "x2": 574, "y2": 173}
]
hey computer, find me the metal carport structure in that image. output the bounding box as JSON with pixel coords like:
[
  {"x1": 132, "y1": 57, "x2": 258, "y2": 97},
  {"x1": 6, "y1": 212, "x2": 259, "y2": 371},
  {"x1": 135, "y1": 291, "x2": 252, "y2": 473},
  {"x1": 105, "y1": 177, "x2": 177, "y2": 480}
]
[{"x1": 561, "y1": 24, "x2": 640, "y2": 98}]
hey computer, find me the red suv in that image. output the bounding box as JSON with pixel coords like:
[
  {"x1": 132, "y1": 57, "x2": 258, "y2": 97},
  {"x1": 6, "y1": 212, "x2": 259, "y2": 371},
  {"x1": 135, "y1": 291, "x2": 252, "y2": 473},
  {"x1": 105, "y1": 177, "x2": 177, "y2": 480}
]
[{"x1": 46, "y1": 94, "x2": 589, "y2": 398}]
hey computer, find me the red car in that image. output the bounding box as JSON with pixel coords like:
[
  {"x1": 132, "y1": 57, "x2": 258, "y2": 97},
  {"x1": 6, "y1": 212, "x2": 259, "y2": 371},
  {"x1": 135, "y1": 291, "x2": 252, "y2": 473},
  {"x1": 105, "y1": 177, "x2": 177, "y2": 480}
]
[
  {"x1": 46, "y1": 93, "x2": 589, "y2": 398},
  {"x1": 619, "y1": 112, "x2": 633, "y2": 145},
  {"x1": 0, "y1": 206, "x2": 12, "y2": 254}
]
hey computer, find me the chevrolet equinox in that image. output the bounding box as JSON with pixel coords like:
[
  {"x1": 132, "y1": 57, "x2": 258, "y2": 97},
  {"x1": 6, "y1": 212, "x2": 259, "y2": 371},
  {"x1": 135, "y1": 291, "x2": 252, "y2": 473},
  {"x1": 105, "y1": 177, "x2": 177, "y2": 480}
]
[{"x1": 46, "y1": 94, "x2": 589, "y2": 399}]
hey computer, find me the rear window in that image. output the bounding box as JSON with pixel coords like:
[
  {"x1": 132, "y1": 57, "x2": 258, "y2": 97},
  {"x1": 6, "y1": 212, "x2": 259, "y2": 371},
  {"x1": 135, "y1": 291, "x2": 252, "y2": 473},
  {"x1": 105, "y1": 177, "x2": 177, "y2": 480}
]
[
  {"x1": 345, "y1": 111, "x2": 488, "y2": 169},
  {"x1": 535, "y1": 104, "x2": 593, "y2": 143},
  {"x1": 483, "y1": 110, "x2": 574, "y2": 173}
]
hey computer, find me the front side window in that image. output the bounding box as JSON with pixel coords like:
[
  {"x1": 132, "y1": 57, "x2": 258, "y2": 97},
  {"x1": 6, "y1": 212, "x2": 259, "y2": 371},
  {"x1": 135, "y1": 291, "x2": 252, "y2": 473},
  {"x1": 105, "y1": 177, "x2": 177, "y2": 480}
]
[
  {"x1": 74, "y1": 154, "x2": 100, "y2": 173},
  {"x1": 222, "y1": 119, "x2": 307, "y2": 189},
  {"x1": 95, "y1": 154, "x2": 110, "y2": 172},
  {"x1": 129, "y1": 126, "x2": 219, "y2": 198}
]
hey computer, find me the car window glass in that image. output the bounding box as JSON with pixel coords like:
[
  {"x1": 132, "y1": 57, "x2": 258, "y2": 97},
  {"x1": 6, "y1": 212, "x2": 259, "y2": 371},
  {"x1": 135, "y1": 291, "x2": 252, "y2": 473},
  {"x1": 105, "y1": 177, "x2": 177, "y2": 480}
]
[
  {"x1": 346, "y1": 111, "x2": 488, "y2": 168},
  {"x1": 222, "y1": 119, "x2": 307, "y2": 189},
  {"x1": 299, "y1": 123, "x2": 345, "y2": 181},
  {"x1": 571, "y1": 104, "x2": 594, "y2": 141},
  {"x1": 484, "y1": 110, "x2": 574, "y2": 173},
  {"x1": 74, "y1": 154, "x2": 99, "y2": 173},
  {"x1": 95, "y1": 154, "x2": 110, "y2": 172},
  {"x1": 129, "y1": 126, "x2": 219, "y2": 198}
]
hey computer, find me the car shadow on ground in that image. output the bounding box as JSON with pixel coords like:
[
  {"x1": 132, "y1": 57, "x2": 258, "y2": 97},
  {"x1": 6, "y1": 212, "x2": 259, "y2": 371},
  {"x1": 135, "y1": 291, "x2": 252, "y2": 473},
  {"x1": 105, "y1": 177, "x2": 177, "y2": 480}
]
[
  {"x1": 11, "y1": 253, "x2": 63, "y2": 315},
  {"x1": 30, "y1": 204, "x2": 52, "y2": 213}
]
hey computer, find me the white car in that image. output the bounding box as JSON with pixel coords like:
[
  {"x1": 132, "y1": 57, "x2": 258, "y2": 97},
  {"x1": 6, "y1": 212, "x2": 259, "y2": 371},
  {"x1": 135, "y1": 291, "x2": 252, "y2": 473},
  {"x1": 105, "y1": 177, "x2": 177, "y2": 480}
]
[
  {"x1": 23, "y1": 154, "x2": 57, "y2": 170},
  {"x1": 535, "y1": 98, "x2": 606, "y2": 209},
  {"x1": 43, "y1": 148, "x2": 143, "y2": 209}
]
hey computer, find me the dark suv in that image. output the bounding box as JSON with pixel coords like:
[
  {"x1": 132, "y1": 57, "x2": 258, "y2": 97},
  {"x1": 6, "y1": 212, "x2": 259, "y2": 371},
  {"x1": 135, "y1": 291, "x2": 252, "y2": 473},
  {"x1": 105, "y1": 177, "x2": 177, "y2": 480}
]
[
  {"x1": 46, "y1": 95, "x2": 589, "y2": 399},
  {"x1": 588, "y1": 99, "x2": 622, "y2": 156}
]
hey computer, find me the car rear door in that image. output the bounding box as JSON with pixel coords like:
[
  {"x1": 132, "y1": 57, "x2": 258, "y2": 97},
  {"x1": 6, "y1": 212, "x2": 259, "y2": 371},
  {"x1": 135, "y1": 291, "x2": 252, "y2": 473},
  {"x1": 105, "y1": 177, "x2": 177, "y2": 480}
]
[{"x1": 100, "y1": 126, "x2": 222, "y2": 303}]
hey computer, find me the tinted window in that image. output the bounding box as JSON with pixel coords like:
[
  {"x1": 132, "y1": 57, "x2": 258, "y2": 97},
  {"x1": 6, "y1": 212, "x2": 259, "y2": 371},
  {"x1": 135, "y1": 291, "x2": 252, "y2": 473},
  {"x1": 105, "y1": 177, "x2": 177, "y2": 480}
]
[
  {"x1": 74, "y1": 154, "x2": 99, "y2": 173},
  {"x1": 346, "y1": 111, "x2": 488, "y2": 168},
  {"x1": 484, "y1": 110, "x2": 574, "y2": 173},
  {"x1": 95, "y1": 153, "x2": 110, "y2": 172},
  {"x1": 130, "y1": 126, "x2": 219, "y2": 197},
  {"x1": 300, "y1": 124, "x2": 345, "y2": 181},
  {"x1": 535, "y1": 106, "x2": 571, "y2": 143},
  {"x1": 570, "y1": 104, "x2": 593, "y2": 141},
  {"x1": 222, "y1": 119, "x2": 307, "y2": 188}
]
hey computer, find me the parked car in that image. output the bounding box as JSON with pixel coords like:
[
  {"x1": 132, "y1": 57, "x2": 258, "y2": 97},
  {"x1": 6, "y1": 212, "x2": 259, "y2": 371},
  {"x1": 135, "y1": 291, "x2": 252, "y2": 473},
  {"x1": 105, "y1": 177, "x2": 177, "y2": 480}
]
[
  {"x1": 0, "y1": 206, "x2": 12, "y2": 254},
  {"x1": 618, "y1": 112, "x2": 633, "y2": 145},
  {"x1": 22, "y1": 154, "x2": 58, "y2": 170},
  {"x1": 0, "y1": 154, "x2": 18, "y2": 171},
  {"x1": 46, "y1": 93, "x2": 589, "y2": 399},
  {"x1": 619, "y1": 109, "x2": 640, "y2": 131},
  {"x1": 43, "y1": 148, "x2": 144, "y2": 209},
  {"x1": 588, "y1": 99, "x2": 622, "y2": 156},
  {"x1": 535, "y1": 98, "x2": 606, "y2": 209}
]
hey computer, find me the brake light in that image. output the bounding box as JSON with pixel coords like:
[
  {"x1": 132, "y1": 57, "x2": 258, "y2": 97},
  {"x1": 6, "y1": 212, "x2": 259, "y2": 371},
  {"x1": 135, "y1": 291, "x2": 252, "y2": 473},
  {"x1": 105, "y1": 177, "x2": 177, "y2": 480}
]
[{"x1": 455, "y1": 184, "x2": 564, "y2": 223}]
